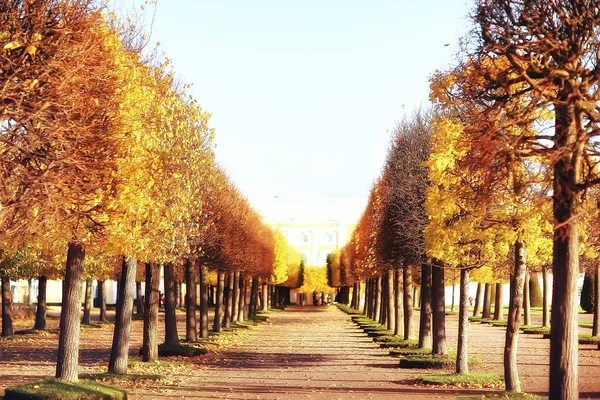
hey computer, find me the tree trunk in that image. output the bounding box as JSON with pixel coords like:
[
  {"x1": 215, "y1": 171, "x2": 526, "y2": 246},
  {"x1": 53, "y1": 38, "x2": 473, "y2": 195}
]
[
  {"x1": 135, "y1": 281, "x2": 144, "y2": 315},
  {"x1": 473, "y1": 283, "x2": 483, "y2": 317},
  {"x1": 55, "y1": 241, "x2": 85, "y2": 382},
  {"x1": 261, "y1": 282, "x2": 269, "y2": 311},
  {"x1": 482, "y1": 283, "x2": 492, "y2": 319},
  {"x1": 249, "y1": 277, "x2": 259, "y2": 318},
  {"x1": 163, "y1": 264, "x2": 179, "y2": 346},
  {"x1": 504, "y1": 240, "x2": 526, "y2": 392},
  {"x1": 542, "y1": 265, "x2": 550, "y2": 328},
  {"x1": 456, "y1": 268, "x2": 469, "y2": 374},
  {"x1": 199, "y1": 264, "x2": 209, "y2": 338},
  {"x1": 232, "y1": 271, "x2": 240, "y2": 322},
  {"x1": 549, "y1": 107, "x2": 580, "y2": 400},
  {"x1": 243, "y1": 276, "x2": 250, "y2": 319},
  {"x1": 98, "y1": 280, "x2": 107, "y2": 323},
  {"x1": 224, "y1": 272, "x2": 234, "y2": 328},
  {"x1": 34, "y1": 275, "x2": 47, "y2": 330},
  {"x1": 185, "y1": 257, "x2": 196, "y2": 342},
  {"x1": 363, "y1": 278, "x2": 370, "y2": 316},
  {"x1": 394, "y1": 269, "x2": 404, "y2": 337},
  {"x1": 237, "y1": 273, "x2": 246, "y2": 322},
  {"x1": 108, "y1": 256, "x2": 137, "y2": 374},
  {"x1": 523, "y1": 269, "x2": 531, "y2": 326},
  {"x1": 594, "y1": 263, "x2": 600, "y2": 337},
  {"x1": 379, "y1": 275, "x2": 387, "y2": 325},
  {"x1": 418, "y1": 263, "x2": 432, "y2": 349},
  {"x1": 374, "y1": 276, "x2": 382, "y2": 322},
  {"x1": 1, "y1": 275, "x2": 14, "y2": 337},
  {"x1": 403, "y1": 266, "x2": 413, "y2": 340},
  {"x1": 82, "y1": 278, "x2": 93, "y2": 325},
  {"x1": 142, "y1": 262, "x2": 160, "y2": 362},
  {"x1": 386, "y1": 270, "x2": 395, "y2": 332},
  {"x1": 213, "y1": 272, "x2": 225, "y2": 332},
  {"x1": 431, "y1": 261, "x2": 447, "y2": 355},
  {"x1": 494, "y1": 282, "x2": 504, "y2": 321}
]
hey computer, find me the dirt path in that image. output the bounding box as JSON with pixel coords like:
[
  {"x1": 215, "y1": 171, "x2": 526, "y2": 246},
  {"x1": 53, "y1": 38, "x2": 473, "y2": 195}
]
[
  {"x1": 2, "y1": 305, "x2": 600, "y2": 399},
  {"x1": 129, "y1": 306, "x2": 503, "y2": 399}
]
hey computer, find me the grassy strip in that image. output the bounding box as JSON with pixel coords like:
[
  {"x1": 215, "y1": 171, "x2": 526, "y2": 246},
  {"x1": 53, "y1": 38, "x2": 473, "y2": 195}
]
[
  {"x1": 457, "y1": 394, "x2": 547, "y2": 399},
  {"x1": 389, "y1": 347, "x2": 431, "y2": 357},
  {"x1": 4, "y1": 379, "x2": 127, "y2": 400},
  {"x1": 336, "y1": 304, "x2": 362, "y2": 314},
  {"x1": 158, "y1": 343, "x2": 208, "y2": 357},
  {"x1": 80, "y1": 372, "x2": 163, "y2": 381},
  {"x1": 578, "y1": 334, "x2": 600, "y2": 345},
  {"x1": 419, "y1": 372, "x2": 502, "y2": 386}
]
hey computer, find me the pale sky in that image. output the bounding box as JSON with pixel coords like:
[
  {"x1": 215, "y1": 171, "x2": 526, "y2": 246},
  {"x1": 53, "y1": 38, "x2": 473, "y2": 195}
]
[{"x1": 137, "y1": 1, "x2": 472, "y2": 220}]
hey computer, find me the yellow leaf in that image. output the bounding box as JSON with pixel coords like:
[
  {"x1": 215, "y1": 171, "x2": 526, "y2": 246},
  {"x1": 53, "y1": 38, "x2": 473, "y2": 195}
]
[
  {"x1": 25, "y1": 45, "x2": 36, "y2": 56},
  {"x1": 3, "y1": 41, "x2": 22, "y2": 50}
]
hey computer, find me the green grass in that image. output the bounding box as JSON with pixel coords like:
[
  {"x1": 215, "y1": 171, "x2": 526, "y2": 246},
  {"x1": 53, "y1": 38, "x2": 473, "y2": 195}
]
[
  {"x1": 578, "y1": 333, "x2": 600, "y2": 345},
  {"x1": 79, "y1": 372, "x2": 163, "y2": 381},
  {"x1": 457, "y1": 394, "x2": 547, "y2": 399},
  {"x1": 522, "y1": 326, "x2": 550, "y2": 335},
  {"x1": 398, "y1": 353, "x2": 455, "y2": 369},
  {"x1": 491, "y1": 320, "x2": 508, "y2": 327},
  {"x1": 4, "y1": 379, "x2": 127, "y2": 400},
  {"x1": 378, "y1": 338, "x2": 418, "y2": 348},
  {"x1": 419, "y1": 372, "x2": 502, "y2": 385},
  {"x1": 389, "y1": 347, "x2": 432, "y2": 357},
  {"x1": 579, "y1": 320, "x2": 593, "y2": 328},
  {"x1": 158, "y1": 343, "x2": 208, "y2": 357},
  {"x1": 336, "y1": 304, "x2": 362, "y2": 314}
]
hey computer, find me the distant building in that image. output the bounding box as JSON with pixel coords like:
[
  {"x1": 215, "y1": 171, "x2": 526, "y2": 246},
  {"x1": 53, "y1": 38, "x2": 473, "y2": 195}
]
[{"x1": 266, "y1": 219, "x2": 354, "y2": 266}]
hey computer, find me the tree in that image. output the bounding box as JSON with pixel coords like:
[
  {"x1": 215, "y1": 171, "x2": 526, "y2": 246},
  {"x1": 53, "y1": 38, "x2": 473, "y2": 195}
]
[{"x1": 440, "y1": 2, "x2": 600, "y2": 396}]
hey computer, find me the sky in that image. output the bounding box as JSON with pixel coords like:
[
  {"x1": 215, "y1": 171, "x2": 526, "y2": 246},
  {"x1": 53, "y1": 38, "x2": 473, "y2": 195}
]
[{"x1": 134, "y1": 1, "x2": 472, "y2": 221}]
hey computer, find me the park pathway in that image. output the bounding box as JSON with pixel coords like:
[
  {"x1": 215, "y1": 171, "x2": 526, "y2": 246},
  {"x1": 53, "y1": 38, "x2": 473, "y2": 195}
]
[{"x1": 131, "y1": 306, "x2": 492, "y2": 399}]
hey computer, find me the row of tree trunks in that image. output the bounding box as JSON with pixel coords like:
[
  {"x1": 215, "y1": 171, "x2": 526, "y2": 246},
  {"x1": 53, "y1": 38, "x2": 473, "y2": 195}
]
[
  {"x1": 136, "y1": 281, "x2": 144, "y2": 315},
  {"x1": 213, "y1": 272, "x2": 225, "y2": 332},
  {"x1": 98, "y1": 280, "x2": 107, "y2": 323}
]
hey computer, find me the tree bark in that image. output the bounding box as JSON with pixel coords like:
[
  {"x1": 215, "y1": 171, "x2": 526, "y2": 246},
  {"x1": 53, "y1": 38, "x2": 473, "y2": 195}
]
[
  {"x1": 135, "y1": 281, "x2": 144, "y2": 315},
  {"x1": 82, "y1": 278, "x2": 93, "y2": 325},
  {"x1": 386, "y1": 270, "x2": 395, "y2": 332},
  {"x1": 549, "y1": 105, "x2": 580, "y2": 400},
  {"x1": 237, "y1": 273, "x2": 246, "y2": 322},
  {"x1": 98, "y1": 280, "x2": 107, "y2": 323},
  {"x1": 232, "y1": 271, "x2": 240, "y2": 322},
  {"x1": 394, "y1": 269, "x2": 404, "y2": 337},
  {"x1": 523, "y1": 269, "x2": 531, "y2": 326},
  {"x1": 249, "y1": 276, "x2": 259, "y2": 318},
  {"x1": 431, "y1": 261, "x2": 447, "y2": 355},
  {"x1": 542, "y1": 265, "x2": 550, "y2": 328},
  {"x1": 494, "y1": 282, "x2": 504, "y2": 321},
  {"x1": 142, "y1": 262, "x2": 160, "y2": 362},
  {"x1": 1, "y1": 275, "x2": 14, "y2": 337},
  {"x1": 34, "y1": 275, "x2": 47, "y2": 330},
  {"x1": 504, "y1": 240, "x2": 526, "y2": 392},
  {"x1": 261, "y1": 282, "x2": 269, "y2": 311},
  {"x1": 379, "y1": 275, "x2": 387, "y2": 325},
  {"x1": 473, "y1": 283, "x2": 483, "y2": 317},
  {"x1": 108, "y1": 256, "x2": 137, "y2": 374},
  {"x1": 185, "y1": 257, "x2": 196, "y2": 342},
  {"x1": 163, "y1": 263, "x2": 179, "y2": 346},
  {"x1": 418, "y1": 263, "x2": 432, "y2": 349},
  {"x1": 374, "y1": 276, "x2": 382, "y2": 322},
  {"x1": 224, "y1": 272, "x2": 234, "y2": 328},
  {"x1": 482, "y1": 283, "x2": 492, "y2": 319},
  {"x1": 363, "y1": 278, "x2": 370, "y2": 316},
  {"x1": 199, "y1": 264, "x2": 209, "y2": 338},
  {"x1": 594, "y1": 263, "x2": 600, "y2": 337},
  {"x1": 403, "y1": 266, "x2": 413, "y2": 340},
  {"x1": 213, "y1": 272, "x2": 225, "y2": 332},
  {"x1": 55, "y1": 241, "x2": 85, "y2": 382},
  {"x1": 242, "y1": 275, "x2": 250, "y2": 319},
  {"x1": 456, "y1": 268, "x2": 469, "y2": 374}
]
